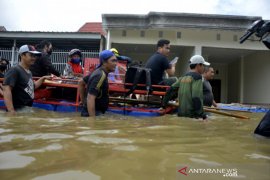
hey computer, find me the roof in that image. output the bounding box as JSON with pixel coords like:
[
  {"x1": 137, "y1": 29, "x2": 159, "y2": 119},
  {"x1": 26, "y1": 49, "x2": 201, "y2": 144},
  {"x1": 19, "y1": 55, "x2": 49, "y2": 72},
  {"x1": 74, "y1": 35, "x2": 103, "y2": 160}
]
[
  {"x1": 0, "y1": 31, "x2": 101, "y2": 50},
  {"x1": 102, "y1": 11, "x2": 262, "y2": 31},
  {"x1": 0, "y1": 26, "x2": 7, "y2": 31},
  {"x1": 78, "y1": 22, "x2": 106, "y2": 35}
]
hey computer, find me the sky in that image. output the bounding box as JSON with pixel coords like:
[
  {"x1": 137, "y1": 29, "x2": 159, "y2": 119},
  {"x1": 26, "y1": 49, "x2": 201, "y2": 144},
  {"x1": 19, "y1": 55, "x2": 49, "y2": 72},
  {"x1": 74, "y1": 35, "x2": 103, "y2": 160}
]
[{"x1": 0, "y1": 0, "x2": 269, "y2": 31}]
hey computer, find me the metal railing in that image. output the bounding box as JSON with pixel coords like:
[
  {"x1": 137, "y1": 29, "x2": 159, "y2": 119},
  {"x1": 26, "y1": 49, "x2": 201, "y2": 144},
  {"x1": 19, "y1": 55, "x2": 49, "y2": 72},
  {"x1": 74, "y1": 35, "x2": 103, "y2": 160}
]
[
  {"x1": 0, "y1": 48, "x2": 99, "y2": 74},
  {"x1": 51, "y1": 50, "x2": 99, "y2": 73}
]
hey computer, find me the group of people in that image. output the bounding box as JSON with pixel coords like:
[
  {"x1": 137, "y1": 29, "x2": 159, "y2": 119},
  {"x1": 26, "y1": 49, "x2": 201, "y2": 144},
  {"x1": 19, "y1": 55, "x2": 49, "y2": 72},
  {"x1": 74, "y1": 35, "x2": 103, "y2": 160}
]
[
  {"x1": 0, "y1": 41, "x2": 126, "y2": 117},
  {"x1": 0, "y1": 40, "x2": 86, "y2": 113},
  {"x1": 145, "y1": 39, "x2": 217, "y2": 119},
  {"x1": 0, "y1": 38, "x2": 217, "y2": 120},
  {"x1": 78, "y1": 39, "x2": 217, "y2": 119}
]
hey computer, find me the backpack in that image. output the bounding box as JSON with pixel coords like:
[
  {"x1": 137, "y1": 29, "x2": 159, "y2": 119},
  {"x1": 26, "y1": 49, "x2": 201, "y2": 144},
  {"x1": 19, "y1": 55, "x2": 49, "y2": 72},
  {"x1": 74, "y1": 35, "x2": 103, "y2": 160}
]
[{"x1": 124, "y1": 66, "x2": 152, "y2": 97}]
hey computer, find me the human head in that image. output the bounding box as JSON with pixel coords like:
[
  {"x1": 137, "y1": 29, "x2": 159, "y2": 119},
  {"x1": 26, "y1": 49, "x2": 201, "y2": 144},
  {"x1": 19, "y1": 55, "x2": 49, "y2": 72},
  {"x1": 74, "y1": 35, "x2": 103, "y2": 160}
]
[
  {"x1": 99, "y1": 50, "x2": 117, "y2": 73},
  {"x1": 36, "y1": 40, "x2": 52, "y2": 55},
  {"x1": 19, "y1": 45, "x2": 41, "y2": 67},
  {"x1": 203, "y1": 66, "x2": 215, "y2": 80},
  {"x1": 189, "y1": 55, "x2": 210, "y2": 74},
  {"x1": 69, "y1": 49, "x2": 82, "y2": 64},
  {"x1": 157, "y1": 39, "x2": 170, "y2": 57},
  {"x1": 0, "y1": 57, "x2": 9, "y2": 72}
]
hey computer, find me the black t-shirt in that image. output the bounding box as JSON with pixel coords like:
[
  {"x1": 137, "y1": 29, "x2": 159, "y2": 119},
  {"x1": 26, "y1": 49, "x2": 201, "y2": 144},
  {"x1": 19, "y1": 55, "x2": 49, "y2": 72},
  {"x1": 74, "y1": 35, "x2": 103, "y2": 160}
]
[
  {"x1": 203, "y1": 79, "x2": 214, "y2": 107},
  {"x1": 3, "y1": 65, "x2": 35, "y2": 109},
  {"x1": 83, "y1": 68, "x2": 109, "y2": 112},
  {"x1": 145, "y1": 52, "x2": 171, "y2": 84},
  {"x1": 0, "y1": 72, "x2": 4, "y2": 78},
  {"x1": 30, "y1": 53, "x2": 60, "y2": 77}
]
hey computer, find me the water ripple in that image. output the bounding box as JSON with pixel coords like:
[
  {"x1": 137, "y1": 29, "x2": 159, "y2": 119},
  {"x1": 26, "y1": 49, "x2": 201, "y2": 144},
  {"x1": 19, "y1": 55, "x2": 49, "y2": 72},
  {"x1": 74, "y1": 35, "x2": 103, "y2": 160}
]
[{"x1": 77, "y1": 135, "x2": 133, "y2": 144}]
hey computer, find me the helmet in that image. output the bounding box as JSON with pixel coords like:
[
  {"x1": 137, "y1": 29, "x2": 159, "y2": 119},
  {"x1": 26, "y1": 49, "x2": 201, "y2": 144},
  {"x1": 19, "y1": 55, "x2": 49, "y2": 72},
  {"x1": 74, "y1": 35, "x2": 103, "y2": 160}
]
[
  {"x1": 110, "y1": 48, "x2": 119, "y2": 57},
  {"x1": 69, "y1": 49, "x2": 82, "y2": 57}
]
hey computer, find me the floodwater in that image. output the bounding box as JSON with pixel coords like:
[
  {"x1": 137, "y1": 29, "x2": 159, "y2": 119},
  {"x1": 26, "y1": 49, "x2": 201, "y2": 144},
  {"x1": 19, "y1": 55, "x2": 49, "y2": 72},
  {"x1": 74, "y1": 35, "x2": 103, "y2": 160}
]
[{"x1": 0, "y1": 108, "x2": 269, "y2": 180}]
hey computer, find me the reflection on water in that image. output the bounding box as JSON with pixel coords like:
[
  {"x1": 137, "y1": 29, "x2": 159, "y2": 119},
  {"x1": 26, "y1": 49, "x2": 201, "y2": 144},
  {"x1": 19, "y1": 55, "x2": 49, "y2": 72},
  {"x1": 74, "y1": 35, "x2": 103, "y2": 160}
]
[{"x1": 0, "y1": 108, "x2": 269, "y2": 180}]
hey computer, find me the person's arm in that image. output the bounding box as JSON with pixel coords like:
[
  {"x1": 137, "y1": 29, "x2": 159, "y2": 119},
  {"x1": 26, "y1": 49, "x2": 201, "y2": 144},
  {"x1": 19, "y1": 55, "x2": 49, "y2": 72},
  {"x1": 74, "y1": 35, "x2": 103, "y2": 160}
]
[
  {"x1": 0, "y1": 84, "x2": 3, "y2": 97},
  {"x1": 34, "y1": 75, "x2": 51, "y2": 89},
  {"x1": 191, "y1": 79, "x2": 206, "y2": 119},
  {"x1": 87, "y1": 93, "x2": 96, "y2": 116},
  {"x1": 212, "y1": 100, "x2": 218, "y2": 107},
  {"x1": 162, "y1": 79, "x2": 180, "y2": 107},
  {"x1": 3, "y1": 85, "x2": 15, "y2": 113},
  {"x1": 2, "y1": 67, "x2": 17, "y2": 113},
  {"x1": 78, "y1": 78, "x2": 87, "y2": 105},
  {"x1": 166, "y1": 63, "x2": 176, "y2": 76}
]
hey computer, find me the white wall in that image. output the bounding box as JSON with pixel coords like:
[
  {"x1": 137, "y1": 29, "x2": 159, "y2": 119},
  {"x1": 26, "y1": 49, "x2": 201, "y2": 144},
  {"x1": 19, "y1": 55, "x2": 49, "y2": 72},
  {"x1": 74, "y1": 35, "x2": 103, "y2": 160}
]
[
  {"x1": 175, "y1": 47, "x2": 195, "y2": 77},
  {"x1": 109, "y1": 29, "x2": 268, "y2": 51},
  {"x1": 227, "y1": 60, "x2": 241, "y2": 103},
  {"x1": 243, "y1": 51, "x2": 270, "y2": 104},
  {"x1": 108, "y1": 28, "x2": 270, "y2": 104}
]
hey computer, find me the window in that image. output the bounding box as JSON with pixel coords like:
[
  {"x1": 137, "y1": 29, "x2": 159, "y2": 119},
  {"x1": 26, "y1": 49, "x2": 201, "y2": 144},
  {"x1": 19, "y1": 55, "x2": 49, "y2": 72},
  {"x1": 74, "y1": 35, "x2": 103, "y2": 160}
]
[
  {"x1": 122, "y1": 30, "x2": 127, "y2": 37},
  {"x1": 159, "y1": 31, "x2": 163, "y2": 38},
  {"x1": 216, "y1": 33, "x2": 221, "y2": 40},
  {"x1": 233, "y1": 35, "x2": 238, "y2": 42},
  {"x1": 177, "y1": 32, "x2": 181, "y2": 39},
  {"x1": 140, "y1": 31, "x2": 145, "y2": 37}
]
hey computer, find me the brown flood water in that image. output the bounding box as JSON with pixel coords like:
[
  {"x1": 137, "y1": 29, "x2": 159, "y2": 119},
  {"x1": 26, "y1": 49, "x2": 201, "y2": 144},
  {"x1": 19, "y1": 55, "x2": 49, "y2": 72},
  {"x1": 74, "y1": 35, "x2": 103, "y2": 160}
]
[{"x1": 0, "y1": 108, "x2": 269, "y2": 180}]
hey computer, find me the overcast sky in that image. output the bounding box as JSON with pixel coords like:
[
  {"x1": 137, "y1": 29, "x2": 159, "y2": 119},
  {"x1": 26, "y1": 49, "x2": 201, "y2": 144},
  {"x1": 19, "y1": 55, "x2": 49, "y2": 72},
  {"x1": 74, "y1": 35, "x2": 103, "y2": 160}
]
[{"x1": 0, "y1": 0, "x2": 269, "y2": 31}]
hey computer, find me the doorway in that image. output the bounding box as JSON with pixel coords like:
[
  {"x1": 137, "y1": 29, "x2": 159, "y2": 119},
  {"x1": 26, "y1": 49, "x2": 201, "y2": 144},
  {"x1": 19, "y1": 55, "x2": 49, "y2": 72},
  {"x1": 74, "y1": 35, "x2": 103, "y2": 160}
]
[{"x1": 209, "y1": 79, "x2": 221, "y2": 103}]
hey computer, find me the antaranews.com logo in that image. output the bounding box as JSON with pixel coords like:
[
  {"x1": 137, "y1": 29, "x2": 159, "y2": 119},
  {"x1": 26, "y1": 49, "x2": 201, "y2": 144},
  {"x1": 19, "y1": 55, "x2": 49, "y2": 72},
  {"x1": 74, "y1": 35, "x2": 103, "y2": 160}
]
[{"x1": 178, "y1": 166, "x2": 238, "y2": 177}]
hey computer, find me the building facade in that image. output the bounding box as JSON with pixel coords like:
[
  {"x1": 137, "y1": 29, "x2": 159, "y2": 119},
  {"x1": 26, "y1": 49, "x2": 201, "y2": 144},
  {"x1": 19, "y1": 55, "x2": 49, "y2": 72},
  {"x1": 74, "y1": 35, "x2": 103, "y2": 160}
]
[{"x1": 102, "y1": 12, "x2": 270, "y2": 105}]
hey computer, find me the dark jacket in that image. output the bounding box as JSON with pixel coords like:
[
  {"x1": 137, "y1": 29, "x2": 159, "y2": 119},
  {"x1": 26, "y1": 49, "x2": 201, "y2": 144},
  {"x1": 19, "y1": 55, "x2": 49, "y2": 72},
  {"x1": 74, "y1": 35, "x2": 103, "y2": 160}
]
[{"x1": 30, "y1": 53, "x2": 60, "y2": 77}]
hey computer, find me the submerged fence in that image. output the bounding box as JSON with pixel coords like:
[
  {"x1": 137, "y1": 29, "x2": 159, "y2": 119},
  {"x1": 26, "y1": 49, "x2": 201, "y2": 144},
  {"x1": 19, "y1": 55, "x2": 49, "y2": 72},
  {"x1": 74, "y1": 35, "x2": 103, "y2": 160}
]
[{"x1": 0, "y1": 48, "x2": 99, "y2": 74}]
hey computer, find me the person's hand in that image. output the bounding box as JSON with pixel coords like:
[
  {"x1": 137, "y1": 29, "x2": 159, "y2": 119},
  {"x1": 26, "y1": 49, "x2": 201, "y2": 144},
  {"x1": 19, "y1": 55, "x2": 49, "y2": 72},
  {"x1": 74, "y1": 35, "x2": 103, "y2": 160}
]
[
  {"x1": 6, "y1": 110, "x2": 16, "y2": 116},
  {"x1": 79, "y1": 101, "x2": 84, "y2": 106},
  {"x1": 202, "y1": 113, "x2": 208, "y2": 120},
  {"x1": 51, "y1": 74, "x2": 61, "y2": 80},
  {"x1": 42, "y1": 75, "x2": 52, "y2": 80}
]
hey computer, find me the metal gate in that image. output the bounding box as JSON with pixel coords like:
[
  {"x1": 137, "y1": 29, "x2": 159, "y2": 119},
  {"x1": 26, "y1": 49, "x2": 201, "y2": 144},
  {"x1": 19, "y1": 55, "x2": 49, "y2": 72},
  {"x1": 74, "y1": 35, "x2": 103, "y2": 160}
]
[{"x1": 0, "y1": 48, "x2": 99, "y2": 74}]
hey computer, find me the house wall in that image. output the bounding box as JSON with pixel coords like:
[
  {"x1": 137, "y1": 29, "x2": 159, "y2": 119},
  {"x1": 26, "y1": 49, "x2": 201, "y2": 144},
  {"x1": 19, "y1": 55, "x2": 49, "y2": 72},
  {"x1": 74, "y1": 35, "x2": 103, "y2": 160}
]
[
  {"x1": 107, "y1": 28, "x2": 269, "y2": 104},
  {"x1": 109, "y1": 28, "x2": 267, "y2": 51},
  {"x1": 227, "y1": 60, "x2": 241, "y2": 103},
  {"x1": 243, "y1": 51, "x2": 270, "y2": 104}
]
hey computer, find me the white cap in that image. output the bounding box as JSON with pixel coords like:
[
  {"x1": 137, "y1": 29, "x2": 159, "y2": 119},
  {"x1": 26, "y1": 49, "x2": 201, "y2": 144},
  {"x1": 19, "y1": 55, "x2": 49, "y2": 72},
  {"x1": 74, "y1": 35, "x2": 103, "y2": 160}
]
[
  {"x1": 189, "y1": 55, "x2": 210, "y2": 66},
  {"x1": 18, "y1": 45, "x2": 41, "y2": 55}
]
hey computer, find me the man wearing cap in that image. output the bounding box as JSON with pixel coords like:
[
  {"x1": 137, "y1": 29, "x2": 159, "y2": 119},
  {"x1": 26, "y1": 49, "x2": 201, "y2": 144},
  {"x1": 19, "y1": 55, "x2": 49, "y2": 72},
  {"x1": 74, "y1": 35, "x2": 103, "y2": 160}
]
[
  {"x1": 80, "y1": 50, "x2": 117, "y2": 117},
  {"x1": 162, "y1": 55, "x2": 210, "y2": 119},
  {"x1": 2, "y1": 45, "x2": 51, "y2": 113}
]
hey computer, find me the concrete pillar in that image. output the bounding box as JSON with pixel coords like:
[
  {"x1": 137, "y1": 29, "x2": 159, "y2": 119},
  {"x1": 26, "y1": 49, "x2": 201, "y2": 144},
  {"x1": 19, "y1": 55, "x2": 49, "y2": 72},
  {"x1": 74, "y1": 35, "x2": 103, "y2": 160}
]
[
  {"x1": 11, "y1": 39, "x2": 16, "y2": 66},
  {"x1": 106, "y1": 30, "x2": 111, "y2": 50},
  {"x1": 240, "y1": 56, "x2": 244, "y2": 103},
  {"x1": 99, "y1": 36, "x2": 105, "y2": 52},
  {"x1": 193, "y1": 45, "x2": 202, "y2": 55}
]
